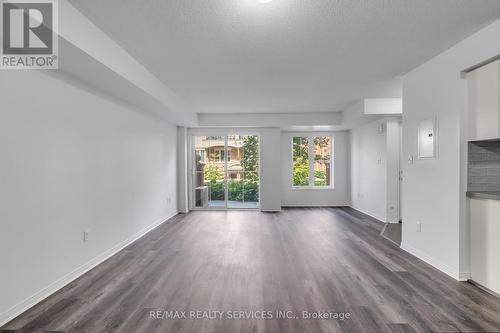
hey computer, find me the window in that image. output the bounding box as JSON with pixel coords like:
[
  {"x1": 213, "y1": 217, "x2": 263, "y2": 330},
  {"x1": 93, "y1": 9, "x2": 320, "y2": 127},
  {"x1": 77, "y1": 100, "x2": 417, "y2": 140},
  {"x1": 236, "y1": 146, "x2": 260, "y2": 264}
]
[
  {"x1": 195, "y1": 149, "x2": 206, "y2": 163},
  {"x1": 292, "y1": 136, "x2": 333, "y2": 188},
  {"x1": 292, "y1": 137, "x2": 309, "y2": 186},
  {"x1": 214, "y1": 149, "x2": 225, "y2": 162},
  {"x1": 314, "y1": 137, "x2": 331, "y2": 186}
]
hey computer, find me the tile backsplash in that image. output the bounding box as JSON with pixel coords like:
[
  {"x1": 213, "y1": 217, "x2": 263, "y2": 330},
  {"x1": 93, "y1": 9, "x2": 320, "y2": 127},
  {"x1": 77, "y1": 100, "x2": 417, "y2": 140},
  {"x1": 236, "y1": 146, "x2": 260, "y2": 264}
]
[{"x1": 468, "y1": 140, "x2": 500, "y2": 191}]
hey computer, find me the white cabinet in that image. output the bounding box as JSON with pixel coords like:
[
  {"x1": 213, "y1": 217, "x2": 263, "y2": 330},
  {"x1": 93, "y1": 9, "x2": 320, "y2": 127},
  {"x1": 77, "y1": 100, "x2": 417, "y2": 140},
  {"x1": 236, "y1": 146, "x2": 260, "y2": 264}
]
[
  {"x1": 467, "y1": 60, "x2": 500, "y2": 141},
  {"x1": 470, "y1": 198, "x2": 500, "y2": 295}
]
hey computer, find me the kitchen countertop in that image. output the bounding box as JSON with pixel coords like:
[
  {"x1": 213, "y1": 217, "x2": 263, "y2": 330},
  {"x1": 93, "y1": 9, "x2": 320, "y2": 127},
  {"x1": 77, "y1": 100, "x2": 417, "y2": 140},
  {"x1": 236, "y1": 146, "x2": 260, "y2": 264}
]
[{"x1": 467, "y1": 191, "x2": 500, "y2": 200}]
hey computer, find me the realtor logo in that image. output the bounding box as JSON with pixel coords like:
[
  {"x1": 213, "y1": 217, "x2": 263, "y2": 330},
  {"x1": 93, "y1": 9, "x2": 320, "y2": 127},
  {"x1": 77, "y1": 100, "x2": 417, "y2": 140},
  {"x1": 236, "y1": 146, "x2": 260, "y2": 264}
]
[{"x1": 1, "y1": 0, "x2": 58, "y2": 69}]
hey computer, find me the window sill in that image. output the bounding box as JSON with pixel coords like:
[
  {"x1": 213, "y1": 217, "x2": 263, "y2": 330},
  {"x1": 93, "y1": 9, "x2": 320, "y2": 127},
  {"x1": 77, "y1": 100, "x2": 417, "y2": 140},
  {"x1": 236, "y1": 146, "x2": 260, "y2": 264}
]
[{"x1": 291, "y1": 186, "x2": 335, "y2": 190}]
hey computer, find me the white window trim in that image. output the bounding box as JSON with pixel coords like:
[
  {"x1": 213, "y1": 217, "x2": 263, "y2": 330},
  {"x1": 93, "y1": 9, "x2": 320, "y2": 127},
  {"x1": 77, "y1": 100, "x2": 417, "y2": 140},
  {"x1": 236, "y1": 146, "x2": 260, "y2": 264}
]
[{"x1": 291, "y1": 135, "x2": 334, "y2": 190}]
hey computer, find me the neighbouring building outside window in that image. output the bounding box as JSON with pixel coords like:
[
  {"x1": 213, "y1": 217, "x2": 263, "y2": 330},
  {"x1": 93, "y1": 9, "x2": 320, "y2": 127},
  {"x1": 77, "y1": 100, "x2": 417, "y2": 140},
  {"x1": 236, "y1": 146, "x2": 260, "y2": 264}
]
[{"x1": 292, "y1": 136, "x2": 332, "y2": 188}]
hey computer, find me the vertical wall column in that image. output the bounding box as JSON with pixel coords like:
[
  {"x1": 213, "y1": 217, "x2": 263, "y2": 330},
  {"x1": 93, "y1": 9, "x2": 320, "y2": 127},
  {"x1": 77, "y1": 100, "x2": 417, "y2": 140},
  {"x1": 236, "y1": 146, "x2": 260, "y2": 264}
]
[
  {"x1": 386, "y1": 118, "x2": 401, "y2": 223},
  {"x1": 259, "y1": 128, "x2": 282, "y2": 211},
  {"x1": 177, "y1": 127, "x2": 189, "y2": 213}
]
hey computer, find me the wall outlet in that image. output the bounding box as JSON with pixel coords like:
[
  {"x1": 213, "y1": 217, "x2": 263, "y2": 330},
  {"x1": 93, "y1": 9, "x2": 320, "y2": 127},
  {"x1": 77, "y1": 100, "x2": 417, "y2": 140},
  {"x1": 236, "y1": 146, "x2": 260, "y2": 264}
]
[
  {"x1": 388, "y1": 204, "x2": 396, "y2": 211},
  {"x1": 416, "y1": 222, "x2": 422, "y2": 233},
  {"x1": 83, "y1": 231, "x2": 89, "y2": 242}
]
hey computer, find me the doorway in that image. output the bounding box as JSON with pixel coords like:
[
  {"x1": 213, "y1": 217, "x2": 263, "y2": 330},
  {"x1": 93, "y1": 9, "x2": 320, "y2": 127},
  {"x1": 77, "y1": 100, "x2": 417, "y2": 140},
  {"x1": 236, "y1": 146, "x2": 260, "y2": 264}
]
[
  {"x1": 398, "y1": 120, "x2": 403, "y2": 222},
  {"x1": 191, "y1": 134, "x2": 260, "y2": 210}
]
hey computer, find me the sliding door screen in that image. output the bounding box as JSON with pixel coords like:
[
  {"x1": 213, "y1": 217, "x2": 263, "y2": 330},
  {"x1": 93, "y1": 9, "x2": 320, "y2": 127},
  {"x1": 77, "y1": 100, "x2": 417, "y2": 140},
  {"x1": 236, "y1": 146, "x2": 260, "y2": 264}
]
[{"x1": 193, "y1": 136, "x2": 226, "y2": 208}]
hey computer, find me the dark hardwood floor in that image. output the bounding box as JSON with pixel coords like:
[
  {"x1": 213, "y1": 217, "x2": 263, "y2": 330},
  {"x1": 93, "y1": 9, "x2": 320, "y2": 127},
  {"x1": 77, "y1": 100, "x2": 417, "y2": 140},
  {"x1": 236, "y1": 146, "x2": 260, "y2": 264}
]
[{"x1": 2, "y1": 207, "x2": 500, "y2": 333}]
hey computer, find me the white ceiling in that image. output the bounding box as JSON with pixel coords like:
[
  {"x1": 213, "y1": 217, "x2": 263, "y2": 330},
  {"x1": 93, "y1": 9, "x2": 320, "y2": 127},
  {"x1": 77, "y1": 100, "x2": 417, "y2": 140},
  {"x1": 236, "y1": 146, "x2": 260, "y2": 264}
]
[{"x1": 70, "y1": 0, "x2": 500, "y2": 114}]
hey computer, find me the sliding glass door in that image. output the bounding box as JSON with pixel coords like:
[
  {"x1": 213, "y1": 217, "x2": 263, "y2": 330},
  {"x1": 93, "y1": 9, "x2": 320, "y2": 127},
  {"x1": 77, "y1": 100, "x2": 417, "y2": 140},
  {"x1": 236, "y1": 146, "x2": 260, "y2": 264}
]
[
  {"x1": 193, "y1": 135, "x2": 226, "y2": 208},
  {"x1": 226, "y1": 135, "x2": 259, "y2": 209},
  {"x1": 192, "y1": 134, "x2": 259, "y2": 209}
]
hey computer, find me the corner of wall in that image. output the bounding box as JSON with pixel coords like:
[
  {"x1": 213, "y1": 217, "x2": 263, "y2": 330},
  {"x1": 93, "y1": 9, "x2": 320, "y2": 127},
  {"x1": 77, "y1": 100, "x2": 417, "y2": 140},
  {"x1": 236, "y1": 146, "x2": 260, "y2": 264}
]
[
  {"x1": 400, "y1": 242, "x2": 461, "y2": 281},
  {"x1": 177, "y1": 126, "x2": 189, "y2": 213}
]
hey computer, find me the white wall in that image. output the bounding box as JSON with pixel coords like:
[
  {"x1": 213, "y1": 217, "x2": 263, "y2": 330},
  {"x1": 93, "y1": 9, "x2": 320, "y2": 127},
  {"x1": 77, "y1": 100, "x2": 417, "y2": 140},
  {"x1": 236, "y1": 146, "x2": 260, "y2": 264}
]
[
  {"x1": 364, "y1": 98, "x2": 403, "y2": 115},
  {"x1": 260, "y1": 128, "x2": 282, "y2": 211},
  {"x1": 401, "y1": 19, "x2": 500, "y2": 280},
  {"x1": 350, "y1": 120, "x2": 388, "y2": 220},
  {"x1": 349, "y1": 118, "x2": 401, "y2": 223},
  {"x1": 280, "y1": 131, "x2": 349, "y2": 206},
  {"x1": 386, "y1": 118, "x2": 401, "y2": 223},
  {"x1": 0, "y1": 70, "x2": 178, "y2": 325},
  {"x1": 198, "y1": 112, "x2": 342, "y2": 128}
]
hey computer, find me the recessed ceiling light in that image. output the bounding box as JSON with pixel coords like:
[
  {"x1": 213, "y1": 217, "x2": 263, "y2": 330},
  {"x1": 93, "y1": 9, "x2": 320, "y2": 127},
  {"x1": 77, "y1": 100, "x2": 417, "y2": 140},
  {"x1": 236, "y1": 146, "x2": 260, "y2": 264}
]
[{"x1": 258, "y1": 0, "x2": 273, "y2": 3}]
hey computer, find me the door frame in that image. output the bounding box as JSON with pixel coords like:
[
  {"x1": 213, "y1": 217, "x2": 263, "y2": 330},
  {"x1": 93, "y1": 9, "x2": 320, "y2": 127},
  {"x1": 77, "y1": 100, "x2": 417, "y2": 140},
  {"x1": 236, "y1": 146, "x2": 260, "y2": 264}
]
[
  {"x1": 398, "y1": 119, "x2": 403, "y2": 222},
  {"x1": 187, "y1": 128, "x2": 261, "y2": 211}
]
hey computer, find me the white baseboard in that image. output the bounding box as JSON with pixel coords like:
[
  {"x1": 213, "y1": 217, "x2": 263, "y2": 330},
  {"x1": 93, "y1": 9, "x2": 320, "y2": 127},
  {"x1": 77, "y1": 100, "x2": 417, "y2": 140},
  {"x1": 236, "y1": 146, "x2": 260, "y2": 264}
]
[
  {"x1": 349, "y1": 205, "x2": 386, "y2": 223},
  {"x1": 400, "y1": 242, "x2": 460, "y2": 280},
  {"x1": 0, "y1": 212, "x2": 178, "y2": 327},
  {"x1": 386, "y1": 217, "x2": 400, "y2": 224},
  {"x1": 281, "y1": 204, "x2": 348, "y2": 208},
  {"x1": 459, "y1": 272, "x2": 471, "y2": 282}
]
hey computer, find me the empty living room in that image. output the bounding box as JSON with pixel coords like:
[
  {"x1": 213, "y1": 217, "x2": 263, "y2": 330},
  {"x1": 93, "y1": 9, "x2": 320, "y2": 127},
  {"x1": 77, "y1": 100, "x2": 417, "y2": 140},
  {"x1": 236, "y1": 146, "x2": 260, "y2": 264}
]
[{"x1": 2, "y1": 1, "x2": 500, "y2": 332}]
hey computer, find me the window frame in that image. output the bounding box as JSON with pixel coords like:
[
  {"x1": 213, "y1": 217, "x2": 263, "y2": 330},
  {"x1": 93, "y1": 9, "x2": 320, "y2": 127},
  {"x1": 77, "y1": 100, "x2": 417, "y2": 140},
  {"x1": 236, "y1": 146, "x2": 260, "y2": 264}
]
[
  {"x1": 195, "y1": 149, "x2": 206, "y2": 163},
  {"x1": 291, "y1": 135, "x2": 334, "y2": 190},
  {"x1": 214, "y1": 148, "x2": 225, "y2": 162}
]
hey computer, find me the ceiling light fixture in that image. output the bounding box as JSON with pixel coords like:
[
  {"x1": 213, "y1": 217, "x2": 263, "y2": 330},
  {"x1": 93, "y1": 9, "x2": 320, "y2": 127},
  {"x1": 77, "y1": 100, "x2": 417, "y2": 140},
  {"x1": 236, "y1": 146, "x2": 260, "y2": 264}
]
[{"x1": 258, "y1": 0, "x2": 273, "y2": 3}]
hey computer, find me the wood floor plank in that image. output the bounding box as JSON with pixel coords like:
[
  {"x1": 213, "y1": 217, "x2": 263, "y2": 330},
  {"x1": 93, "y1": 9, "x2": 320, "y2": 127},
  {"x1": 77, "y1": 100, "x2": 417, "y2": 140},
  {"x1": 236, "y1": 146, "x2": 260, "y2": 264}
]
[{"x1": 2, "y1": 208, "x2": 500, "y2": 333}]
